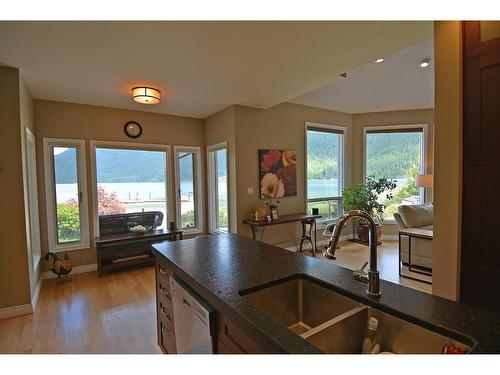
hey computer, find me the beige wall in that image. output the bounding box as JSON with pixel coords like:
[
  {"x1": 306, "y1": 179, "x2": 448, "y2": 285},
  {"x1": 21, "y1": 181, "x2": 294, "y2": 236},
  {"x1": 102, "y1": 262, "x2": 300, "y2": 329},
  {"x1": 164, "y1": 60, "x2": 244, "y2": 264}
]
[
  {"x1": 234, "y1": 103, "x2": 353, "y2": 245},
  {"x1": 432, "y1": 21, "x2": 463, "y2": 301},
  {"x1": 352, "y1": 109, "x2": 435, "y2": 236},
  {"x1": 203, "y1": 106, "x2": 238, "y2": 233},
  {"x1": 34, "y1": 100, "x2": 205, "y2": 269},
  {"x1": 0, "y1": 67, "x2": 31, "y2": 308}
]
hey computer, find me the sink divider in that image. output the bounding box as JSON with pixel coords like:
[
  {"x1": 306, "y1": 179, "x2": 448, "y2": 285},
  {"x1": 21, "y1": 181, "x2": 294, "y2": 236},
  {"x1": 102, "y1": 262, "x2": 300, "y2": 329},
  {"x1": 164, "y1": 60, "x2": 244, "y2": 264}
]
[{"x1": 300, "y1": 305, "x2": 369, "y2": 340}]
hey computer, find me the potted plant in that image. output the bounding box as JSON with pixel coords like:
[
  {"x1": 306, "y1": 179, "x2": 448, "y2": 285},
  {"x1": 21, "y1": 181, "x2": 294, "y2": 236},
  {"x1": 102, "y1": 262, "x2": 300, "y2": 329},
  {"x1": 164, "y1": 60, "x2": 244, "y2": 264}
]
[{"x1": 342, "y1": 177, "x2": 396, "y2": 244}]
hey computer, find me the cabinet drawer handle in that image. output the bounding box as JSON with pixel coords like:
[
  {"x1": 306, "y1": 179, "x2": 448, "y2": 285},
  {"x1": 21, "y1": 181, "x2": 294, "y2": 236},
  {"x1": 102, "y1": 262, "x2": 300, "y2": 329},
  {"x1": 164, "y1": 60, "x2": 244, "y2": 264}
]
[
  {"x1": 162, "y1": 326, "x2": 171, "y2": 336},
  {"x1": 160, "y1": 306, "x2": 171, "y2": 318},
  {"x1": 160, "y1": 287, "x2": 171, "y2": 298},
  {"x1": 159, "y1": 267, "x2": 168, "y2": 274}
]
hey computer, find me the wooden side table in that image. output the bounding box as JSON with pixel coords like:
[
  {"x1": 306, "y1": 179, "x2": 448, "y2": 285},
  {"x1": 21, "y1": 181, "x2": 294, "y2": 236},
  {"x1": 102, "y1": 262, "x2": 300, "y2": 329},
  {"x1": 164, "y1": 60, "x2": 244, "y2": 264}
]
[{"x1": 243, "y1": 213, "x2": 321, "y2": 256}]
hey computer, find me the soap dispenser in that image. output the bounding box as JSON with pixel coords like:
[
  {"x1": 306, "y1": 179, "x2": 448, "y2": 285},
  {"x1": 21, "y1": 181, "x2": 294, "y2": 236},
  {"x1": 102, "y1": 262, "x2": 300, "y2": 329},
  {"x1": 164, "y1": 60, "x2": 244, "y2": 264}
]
[{"x1": 362, "y1": 317, "x2": 380, "y2": 354}]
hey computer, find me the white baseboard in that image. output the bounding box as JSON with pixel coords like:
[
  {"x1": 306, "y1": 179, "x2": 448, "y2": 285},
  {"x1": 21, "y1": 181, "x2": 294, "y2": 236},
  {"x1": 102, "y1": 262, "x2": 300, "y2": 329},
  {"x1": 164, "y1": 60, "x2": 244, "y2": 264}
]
[
  {"x1": 31, "y1": 276, "x2": 43, "y2": 310},
  {"x1": 42, "y1": 263, "x2": 97, "y2": 280},
  {"x1": 0, "y1": 304, "x2": 33, "y2": 320}
]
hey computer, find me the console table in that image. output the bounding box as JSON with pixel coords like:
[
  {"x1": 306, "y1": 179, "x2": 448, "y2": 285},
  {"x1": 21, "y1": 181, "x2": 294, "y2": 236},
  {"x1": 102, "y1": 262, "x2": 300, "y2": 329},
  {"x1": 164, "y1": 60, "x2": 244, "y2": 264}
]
[
  {"x1": 95, "y1": 229, "x2": 183, "y2": 277},
  {"x1": 243, "y1": 213, "x2": 321, "y2": 256}
]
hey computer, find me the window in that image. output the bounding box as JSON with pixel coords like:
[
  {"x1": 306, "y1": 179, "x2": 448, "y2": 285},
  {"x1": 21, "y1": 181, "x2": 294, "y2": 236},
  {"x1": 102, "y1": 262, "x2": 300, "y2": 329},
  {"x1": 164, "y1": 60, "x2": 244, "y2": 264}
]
[
  {"x1": 364, "y1": 125, "x2": 426, "y2": 220},
  {"x1": 305, "y1": 123, "x2": 346, "y2": 222},
  {"x1": 174, "y1": 146, "x2": 203, "y2": 232},
  {"x1": 91, "y1": 143, "x2": 170, "y2": 233},
  {"x1": 208, "y1": 143, "x2": 229, "y2": 233},
  {"x1": 43, "y1": 138, "x2": 89, "y2": 252}
]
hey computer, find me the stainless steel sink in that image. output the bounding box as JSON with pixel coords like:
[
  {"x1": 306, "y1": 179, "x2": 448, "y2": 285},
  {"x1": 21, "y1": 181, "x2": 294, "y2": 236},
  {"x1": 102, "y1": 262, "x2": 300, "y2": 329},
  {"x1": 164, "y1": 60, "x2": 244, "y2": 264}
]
[
  {"x1": 241, "y1": 276, "x2": 476, "y2": 354},
  {"x1": 241, "y1": 277, "x2": 362, "y2": 335}
]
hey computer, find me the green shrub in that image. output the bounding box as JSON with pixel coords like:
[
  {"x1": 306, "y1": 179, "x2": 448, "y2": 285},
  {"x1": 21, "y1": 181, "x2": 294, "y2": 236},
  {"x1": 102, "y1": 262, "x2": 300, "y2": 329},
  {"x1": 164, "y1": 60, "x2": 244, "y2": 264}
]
[
  {"x1": 181, "y1": 210, "x2": 195, "y2": 228},
  {"x1": 56, "y1": 203, "x2": 80, "y2": 242}
]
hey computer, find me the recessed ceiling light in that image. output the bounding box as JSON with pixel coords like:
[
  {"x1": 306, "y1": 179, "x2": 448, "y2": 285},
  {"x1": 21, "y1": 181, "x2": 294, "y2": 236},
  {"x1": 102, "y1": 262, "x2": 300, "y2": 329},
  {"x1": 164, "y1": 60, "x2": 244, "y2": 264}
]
[
  {"x1": 374, "y1": 58, "x2": 384, "y2": 63},
  {"x1": 419, "y1": 58, "x2": 431, "y2": 68},
  {"x1": 132, "y1": 86, "x2": 161, "y2": 104}
]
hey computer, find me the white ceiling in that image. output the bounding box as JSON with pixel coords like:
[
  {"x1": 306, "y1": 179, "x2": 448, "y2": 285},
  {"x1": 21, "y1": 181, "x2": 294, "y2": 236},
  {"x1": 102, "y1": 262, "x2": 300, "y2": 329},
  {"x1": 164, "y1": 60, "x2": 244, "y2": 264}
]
[
  {"x1": 0, "y1": 22, "x2": 433, "y2": 118},
  {"x1": 289, "y1": 37, "x2": 434, "y2": 114}
]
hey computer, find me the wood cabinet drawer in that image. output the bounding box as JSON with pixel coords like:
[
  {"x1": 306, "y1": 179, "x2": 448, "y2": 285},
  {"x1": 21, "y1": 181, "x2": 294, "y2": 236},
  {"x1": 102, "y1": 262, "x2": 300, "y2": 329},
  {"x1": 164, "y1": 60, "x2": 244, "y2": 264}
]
[
  {"x1": 216, "y1": 339, "x2": 234, "y2": 354},
  {"x1": 157, "y1": 259, "x2": 172, "y2": 283},
  {"x1": 157, "y1": 278, "x2": 173, "y2": 305},
  {"x1": 159, "y1": 319, "x2": 176, "y2": 354},
  {"x1": 158, "y1": 297, "x2": 174, "y2": 329},
  {"x1": 216, "y1": 312, "x2": 264, "y2": 354}
]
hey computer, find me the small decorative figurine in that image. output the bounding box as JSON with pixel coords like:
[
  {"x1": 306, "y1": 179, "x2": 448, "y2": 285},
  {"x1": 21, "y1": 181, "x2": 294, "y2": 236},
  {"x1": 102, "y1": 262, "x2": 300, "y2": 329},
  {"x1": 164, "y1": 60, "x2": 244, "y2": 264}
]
[{"x1": 45, "y1": 252, "x2": 73, "y2": 278}]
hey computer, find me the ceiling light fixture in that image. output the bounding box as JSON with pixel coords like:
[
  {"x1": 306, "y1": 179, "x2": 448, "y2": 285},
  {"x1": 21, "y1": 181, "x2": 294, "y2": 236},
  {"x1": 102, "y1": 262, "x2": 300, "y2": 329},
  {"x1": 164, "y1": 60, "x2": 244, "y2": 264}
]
[
  {"x1": 419, "y1": 58, "x2": 431, "y2": 68},
  {"x1": 374, "y1": 58, "x2": 384, "y2": 63},
  {"x1": 132, "y1": 86, "x2": 161, "y2": 104}
]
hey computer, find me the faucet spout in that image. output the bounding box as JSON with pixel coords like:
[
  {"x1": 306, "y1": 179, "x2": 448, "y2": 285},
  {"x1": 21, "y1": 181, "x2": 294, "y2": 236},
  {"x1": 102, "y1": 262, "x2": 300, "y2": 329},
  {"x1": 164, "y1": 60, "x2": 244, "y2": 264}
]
[{"x1": 323, "y1": 210, "x2": 381, "y2": 297}]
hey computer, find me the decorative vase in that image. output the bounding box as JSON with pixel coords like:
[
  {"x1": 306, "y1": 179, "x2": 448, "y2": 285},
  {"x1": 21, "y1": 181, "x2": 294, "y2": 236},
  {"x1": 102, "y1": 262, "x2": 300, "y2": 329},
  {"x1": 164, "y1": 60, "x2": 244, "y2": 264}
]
[{"x1": 356, "y1": 224, "x2": 382, "y2": 245}]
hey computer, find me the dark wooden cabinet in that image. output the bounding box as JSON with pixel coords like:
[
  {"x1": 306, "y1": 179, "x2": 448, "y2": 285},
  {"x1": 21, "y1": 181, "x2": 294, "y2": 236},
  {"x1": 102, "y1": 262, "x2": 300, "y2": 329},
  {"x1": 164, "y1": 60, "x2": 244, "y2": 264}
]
[
  {"x1": 96, "y1": 229, "x2": 182, "y2": 277},
  {"x1": 461, "y1": 21, "x2": 500, "y2": 310},
  {"x1": 155, "y1": 257, "x2": 177, "y2": 354},
  {"x1": 216, "y1": 312, "x2": 265, "y2": 354},
  {"x1": 153, "y1": 255, "x2": 264, "y2": 354}
]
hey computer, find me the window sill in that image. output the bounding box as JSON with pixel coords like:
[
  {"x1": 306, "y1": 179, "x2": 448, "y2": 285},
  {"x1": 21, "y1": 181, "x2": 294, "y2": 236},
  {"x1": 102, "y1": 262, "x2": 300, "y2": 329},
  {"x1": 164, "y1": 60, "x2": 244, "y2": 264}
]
[
  {"x1": 209, "y1": 229, "x2": 229, "y2": 235},
  {"x1": 181, "y1": 228, "x2": 204, "y2": 236},
  {"x1": 49, "y1": 242, "x2": 90, "y2": 253}
]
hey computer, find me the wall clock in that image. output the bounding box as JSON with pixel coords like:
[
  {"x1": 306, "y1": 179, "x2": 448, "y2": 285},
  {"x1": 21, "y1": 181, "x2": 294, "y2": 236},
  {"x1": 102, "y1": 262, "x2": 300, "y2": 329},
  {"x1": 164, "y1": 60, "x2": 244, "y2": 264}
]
[{"x1": 124, "y1": 121, "x2": 143, "y2": 138}]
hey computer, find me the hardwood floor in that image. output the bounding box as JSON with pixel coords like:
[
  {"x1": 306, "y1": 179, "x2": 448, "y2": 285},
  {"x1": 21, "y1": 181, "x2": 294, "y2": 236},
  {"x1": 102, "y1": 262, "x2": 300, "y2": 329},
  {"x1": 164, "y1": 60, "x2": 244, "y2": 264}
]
[
  {"x1": 0, "y1": 266, "x2": 160, "y2": 354},
  {"x1": 303, "y1": 240, "x2": 432, "y2": 294}
]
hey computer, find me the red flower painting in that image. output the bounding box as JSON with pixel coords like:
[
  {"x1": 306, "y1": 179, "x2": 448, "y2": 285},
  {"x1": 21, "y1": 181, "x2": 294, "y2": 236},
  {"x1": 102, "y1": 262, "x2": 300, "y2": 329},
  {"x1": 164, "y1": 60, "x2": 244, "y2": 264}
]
[{"x1": 259, "y1": 149, "x2": 297, "y2": 199}]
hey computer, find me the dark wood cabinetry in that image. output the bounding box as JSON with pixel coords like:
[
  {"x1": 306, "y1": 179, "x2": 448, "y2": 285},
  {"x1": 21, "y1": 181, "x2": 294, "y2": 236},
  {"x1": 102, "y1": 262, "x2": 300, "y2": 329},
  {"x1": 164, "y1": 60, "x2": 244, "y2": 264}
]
[
  {"x1": 461, "y1": 21, "x2": 500, "y2": 310},
  {"x1": 153, "y1": 254, "x2": 264, "y2": 354},
  {"x1": 155, "y1": 257, "x2": 177, "y2": 354},
  {"x1": 96, "y1": 229, "x2": 182, "y2": 277},
  {"x1": 216, "y1": 312, "x2": 265, "y2": 354}
]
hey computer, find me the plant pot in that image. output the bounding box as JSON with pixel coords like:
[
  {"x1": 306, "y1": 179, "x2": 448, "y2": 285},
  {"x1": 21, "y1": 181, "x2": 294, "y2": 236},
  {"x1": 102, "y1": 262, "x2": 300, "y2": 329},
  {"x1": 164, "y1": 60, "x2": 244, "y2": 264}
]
[{"x1": 356, "y1": 223, "x2": 382, "y2": 245}]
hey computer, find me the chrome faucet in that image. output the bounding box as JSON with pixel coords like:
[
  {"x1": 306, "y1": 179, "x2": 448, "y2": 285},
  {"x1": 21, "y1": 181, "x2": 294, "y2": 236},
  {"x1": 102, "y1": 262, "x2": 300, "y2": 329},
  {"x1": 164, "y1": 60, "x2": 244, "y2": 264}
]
[{"x1": 323, "y1": 210, "x2": 381, "y2": 297}]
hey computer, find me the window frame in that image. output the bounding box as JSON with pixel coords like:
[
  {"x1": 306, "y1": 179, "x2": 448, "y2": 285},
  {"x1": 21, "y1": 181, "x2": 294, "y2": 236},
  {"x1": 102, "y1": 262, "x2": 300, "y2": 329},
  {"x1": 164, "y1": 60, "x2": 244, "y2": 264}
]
[
  {"x1": 89, "y1": 140, "x2": 173, "y2": 240},
  {"x1": 173, "y1": 145, "x2": 204, "y2": 234},
  {"x1": 362, "y1": 124, "x2": 428, "y2": 221},
  {"x1": 43, "y1": 137, "x2": 89, "y2": 252},
  {"x1": 207, "y1": 142, "x2": 229, "y2": 234},
  {"x1": 23, "y1": 128, "x2": 41, "y2": 271},
  {"x1": 304, "y1": 122, "x2": 348, "y2": 225}
]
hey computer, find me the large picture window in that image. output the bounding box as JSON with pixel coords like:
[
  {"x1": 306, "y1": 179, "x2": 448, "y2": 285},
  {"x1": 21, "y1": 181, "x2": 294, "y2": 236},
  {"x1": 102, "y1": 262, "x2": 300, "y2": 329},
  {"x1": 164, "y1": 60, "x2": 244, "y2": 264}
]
[
  {"x1": 305, "y1": 123, "x2": 346, "y2": 222},
  {"x1": 364, "y1": 125, "x2": 425, "y2": 219},
  {"x1": 43, "y1": 138, "x2": 89, "y2": 252},
  {"x1": 208, "y1": 143, "x2": 229, "y2": 233},
  {"x1": 93, "y1": 145, "x2": 169, "y2": 230},
  {"x1": 174, "y1": 146, "x2": 203, "y2": 232}
]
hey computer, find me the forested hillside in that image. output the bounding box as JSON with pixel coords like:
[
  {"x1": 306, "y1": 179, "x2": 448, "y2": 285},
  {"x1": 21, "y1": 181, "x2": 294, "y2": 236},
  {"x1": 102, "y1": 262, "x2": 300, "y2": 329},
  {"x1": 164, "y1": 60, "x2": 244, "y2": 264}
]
[
  {"x1": 54, "y1": 148, "x2": 224, "y2": 183},
  {"x1": 307, "y1": 131, "x2": 421, "y2": 179}
]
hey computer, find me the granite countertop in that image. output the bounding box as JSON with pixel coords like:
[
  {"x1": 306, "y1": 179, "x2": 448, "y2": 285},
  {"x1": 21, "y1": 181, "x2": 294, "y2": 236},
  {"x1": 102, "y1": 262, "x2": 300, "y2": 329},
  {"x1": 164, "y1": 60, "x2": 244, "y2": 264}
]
[{"x1": 152, "y1": 233, "x2": 500, "y2": 353}]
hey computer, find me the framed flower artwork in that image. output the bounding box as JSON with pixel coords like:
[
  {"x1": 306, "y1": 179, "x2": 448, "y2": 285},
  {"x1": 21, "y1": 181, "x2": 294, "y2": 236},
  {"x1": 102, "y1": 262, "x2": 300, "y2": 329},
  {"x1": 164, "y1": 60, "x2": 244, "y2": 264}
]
[{"x1": 259, "y1": 149, "x2": 297, "y2": 199}]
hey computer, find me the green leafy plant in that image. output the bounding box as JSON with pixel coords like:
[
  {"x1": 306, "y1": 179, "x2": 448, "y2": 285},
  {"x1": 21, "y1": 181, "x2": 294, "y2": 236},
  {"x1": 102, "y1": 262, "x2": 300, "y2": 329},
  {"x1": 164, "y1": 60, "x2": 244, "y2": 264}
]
[
  {"x1": 342, "y1": 177, "x2": 397, "y2": 224},
  {"x1": 56, "y1": 203, "x2": 80, "y2": 242}
]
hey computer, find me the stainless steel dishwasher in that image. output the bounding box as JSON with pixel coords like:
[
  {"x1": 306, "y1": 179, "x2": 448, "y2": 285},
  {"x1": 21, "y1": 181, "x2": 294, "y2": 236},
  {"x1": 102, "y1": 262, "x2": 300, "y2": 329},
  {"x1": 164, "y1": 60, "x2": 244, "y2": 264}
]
[{"x1": 170, "y1": 275, "x2": 215, "y2": 353}]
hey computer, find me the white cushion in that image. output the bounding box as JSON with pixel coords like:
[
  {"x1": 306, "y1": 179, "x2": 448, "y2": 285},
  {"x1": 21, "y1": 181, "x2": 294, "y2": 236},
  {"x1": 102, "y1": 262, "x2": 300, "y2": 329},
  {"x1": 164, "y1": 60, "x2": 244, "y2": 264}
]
[{"x1": 397, "y1": 203, "x2": 433, "y2": 228}]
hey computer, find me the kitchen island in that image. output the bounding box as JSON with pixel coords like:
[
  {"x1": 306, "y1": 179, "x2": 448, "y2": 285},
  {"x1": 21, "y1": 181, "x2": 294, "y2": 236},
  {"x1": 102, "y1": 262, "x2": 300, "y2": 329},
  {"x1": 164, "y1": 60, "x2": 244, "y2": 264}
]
[{"x1": 151, "y1": 233, "x2": 500, "y2": 354}]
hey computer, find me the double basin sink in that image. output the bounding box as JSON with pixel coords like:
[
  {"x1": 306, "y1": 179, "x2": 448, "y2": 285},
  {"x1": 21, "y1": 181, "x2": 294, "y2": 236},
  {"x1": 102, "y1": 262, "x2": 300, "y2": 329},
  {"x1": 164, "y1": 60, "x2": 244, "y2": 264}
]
[{"x1": 240, "y1": 276, "x2": 476, "y2": 354}]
